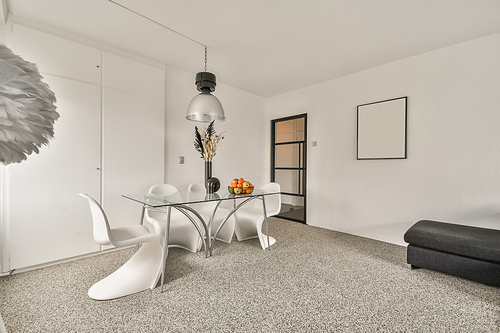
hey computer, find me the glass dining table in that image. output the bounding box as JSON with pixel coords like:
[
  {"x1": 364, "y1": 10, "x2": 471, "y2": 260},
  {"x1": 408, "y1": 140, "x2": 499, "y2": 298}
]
[{"x1": 122, "y1": 188, "x2": 280, "y2": 292}]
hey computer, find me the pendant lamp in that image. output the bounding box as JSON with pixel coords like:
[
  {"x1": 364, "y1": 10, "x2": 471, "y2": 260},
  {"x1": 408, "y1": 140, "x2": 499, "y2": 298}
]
[{"x1": 186, "y1": 47, "x2": 225, "y2": 122}]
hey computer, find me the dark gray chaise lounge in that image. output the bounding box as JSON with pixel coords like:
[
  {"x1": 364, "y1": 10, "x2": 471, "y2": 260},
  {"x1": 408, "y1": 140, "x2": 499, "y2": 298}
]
[{"x1": 404, "y1": 220, "x2": 500, "y2": 287}]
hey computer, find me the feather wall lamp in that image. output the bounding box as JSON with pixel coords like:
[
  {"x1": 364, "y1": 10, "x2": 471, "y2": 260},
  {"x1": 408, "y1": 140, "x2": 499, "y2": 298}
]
[{"x1": 0, "y1": 43, "x2": 59, "y2": 165}]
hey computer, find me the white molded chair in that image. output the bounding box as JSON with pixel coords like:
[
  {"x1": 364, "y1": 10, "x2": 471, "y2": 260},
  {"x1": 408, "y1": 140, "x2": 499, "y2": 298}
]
[
  {"x1": 145, "y1": 184, "x2": 203, "y2": 253},
  {"x1": 234, "y1": 182, "x2": 281, "y2": 249},
  {"x1": 79, "y1": 193, "x2": 164, "y2": 300},
  {"x1": 187, "y1": 183, "x2": 236, "y2": 243}
]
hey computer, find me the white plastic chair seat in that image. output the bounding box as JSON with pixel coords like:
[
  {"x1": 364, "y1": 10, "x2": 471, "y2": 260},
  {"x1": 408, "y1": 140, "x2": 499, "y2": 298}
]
[
  {"x1": 87, "y1": 242, "x2": 163, "y2": 300},
  {"x1": 111, "y1": 225, "x2": 162, "y2": 247},
  {"x1": 79, "y1": 193, "x2": 165, "y2": 300},
  {"x1": 196, "y1": 207, "x2": 236, "y2": 243},
  {"x1": 234, "y1": 206, "x2": 276, "y2": 248},
  {"x1": 146, "y1": 184, "x2": 203, "y2": 253},
  {"x1": 234, "y1": 182, "x2": 281, "y2": 250},
  {"x1": 188, "y1": 183, "x2": 235, "y2": 243},
  {"x1": 149, "y1": 210, "x2": 203, "y2": 252}
]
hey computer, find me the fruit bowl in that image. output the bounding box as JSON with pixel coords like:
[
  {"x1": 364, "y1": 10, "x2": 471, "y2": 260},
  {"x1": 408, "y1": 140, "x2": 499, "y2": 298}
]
[
  {"x1": 228, "y1": 178, "x2": 254, "y2": 194},
  {"x1": 228, "y1": 186, "x2": 254, "y2": 194}
]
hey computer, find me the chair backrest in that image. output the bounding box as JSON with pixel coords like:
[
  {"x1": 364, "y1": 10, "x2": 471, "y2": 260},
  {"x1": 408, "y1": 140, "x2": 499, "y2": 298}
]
[
  {"x1": 149, "y1": 183, "x2": 179, "y2": 195},
  {"x1": 187, "y1": 183, "x2": 219, "y2": 209},
  {"x1": 260, "y1": 182, "x2": 281, "y2": 217},
  {"x1": 187, "y1": 183, "x2": 205, "y2": 192},
  {"x1": 79, "y1": 193, "x2": 113, "y2": 246},
  {"x1": 147, "y1": 184, "x2": 181, "y2": 220}
]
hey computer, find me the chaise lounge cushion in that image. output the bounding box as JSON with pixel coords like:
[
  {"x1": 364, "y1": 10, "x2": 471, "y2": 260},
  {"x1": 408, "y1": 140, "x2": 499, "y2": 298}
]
[{"x1": 404, "y1": 220, "x2": 500, "y2": 264}]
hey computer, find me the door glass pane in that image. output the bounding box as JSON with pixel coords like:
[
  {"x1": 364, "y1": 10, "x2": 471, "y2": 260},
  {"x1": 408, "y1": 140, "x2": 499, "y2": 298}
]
[
  {"x1": 275, "y1": 118, "x2": 305, "y2": 143},
  {"x1": 295, "y1": 117, "x2": 305, "y2": 141},
  {"x1": 275, "y1": 169, "x2": 303, "y2": 195},
  {"x1": 275, "y1": 143, "x2": 303, "y2": 168}
]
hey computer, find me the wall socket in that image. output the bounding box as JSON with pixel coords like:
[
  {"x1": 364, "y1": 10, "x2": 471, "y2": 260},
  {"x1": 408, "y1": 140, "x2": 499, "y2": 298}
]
[{"x1": 179, "y1": 156, "x2": 184, "y2": 164}]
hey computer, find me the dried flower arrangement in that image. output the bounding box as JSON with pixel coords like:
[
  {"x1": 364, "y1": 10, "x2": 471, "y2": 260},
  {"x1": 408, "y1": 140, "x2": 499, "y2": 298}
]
[{"x1": 193, "y1": 120, "x2": 225, "y2": 162}]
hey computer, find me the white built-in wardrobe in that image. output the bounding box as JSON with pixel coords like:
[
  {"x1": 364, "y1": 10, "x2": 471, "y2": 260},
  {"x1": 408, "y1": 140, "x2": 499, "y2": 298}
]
[{"x1": 0, "y1": 24, "x2": 165, "y2": 272}]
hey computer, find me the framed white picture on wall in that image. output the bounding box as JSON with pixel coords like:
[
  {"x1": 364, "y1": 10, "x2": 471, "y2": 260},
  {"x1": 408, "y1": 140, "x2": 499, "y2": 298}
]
[{"x1": 357, "y1": 96, "x2": 407, "y2": 160}]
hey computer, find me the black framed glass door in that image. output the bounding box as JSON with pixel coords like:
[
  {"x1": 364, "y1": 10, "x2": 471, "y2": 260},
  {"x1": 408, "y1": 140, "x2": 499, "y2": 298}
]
[{"x1": 271, "y1": 114, "x2": 306, "y2": 224}]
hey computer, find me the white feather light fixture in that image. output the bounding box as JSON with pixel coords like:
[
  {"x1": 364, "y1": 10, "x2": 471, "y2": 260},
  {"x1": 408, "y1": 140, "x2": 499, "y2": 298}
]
[{"x1": 0, "y1": 43, "x2": 59, "y2": 165}]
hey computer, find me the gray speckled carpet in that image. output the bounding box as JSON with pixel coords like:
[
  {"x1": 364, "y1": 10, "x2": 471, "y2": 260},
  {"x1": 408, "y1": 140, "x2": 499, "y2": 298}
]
[{"x1": 1, "y1": 218, "x2": 499, "y2": 332}]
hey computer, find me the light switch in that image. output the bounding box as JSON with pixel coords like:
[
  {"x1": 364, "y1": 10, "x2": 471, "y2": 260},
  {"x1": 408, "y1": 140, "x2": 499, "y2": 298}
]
[{"x1": 179, "y1": 156, "x2": 185, "y2": 164}]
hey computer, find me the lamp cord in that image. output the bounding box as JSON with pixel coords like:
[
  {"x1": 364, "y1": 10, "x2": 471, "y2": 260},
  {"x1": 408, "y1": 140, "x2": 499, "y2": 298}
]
[{"x1": 108, "y1": 0, "x2": 207, "y2": 50}]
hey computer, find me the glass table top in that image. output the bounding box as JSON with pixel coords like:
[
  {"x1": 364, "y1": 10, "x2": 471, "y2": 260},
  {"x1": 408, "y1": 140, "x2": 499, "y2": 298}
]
[{"x1": 122, "y1": 189, "x2": 280, "y2": 208}]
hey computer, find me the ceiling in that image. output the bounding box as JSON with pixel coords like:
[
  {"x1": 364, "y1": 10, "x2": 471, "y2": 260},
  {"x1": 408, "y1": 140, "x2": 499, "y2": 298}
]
[{"x1": 5, "y1": 0, "x2": 500, "y2": 98}]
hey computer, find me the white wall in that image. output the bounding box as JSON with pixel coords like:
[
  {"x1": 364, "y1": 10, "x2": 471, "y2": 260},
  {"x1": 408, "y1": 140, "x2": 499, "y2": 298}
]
[
  {"x1": 268, "y1": 33, "x2": 500, "y2": 245},
  {"x1": 0, "y1": 22, "x2": 165, "y2": 271},
  {"x1": 165, "y1": 66, "x2": 269, "y2": 191}
]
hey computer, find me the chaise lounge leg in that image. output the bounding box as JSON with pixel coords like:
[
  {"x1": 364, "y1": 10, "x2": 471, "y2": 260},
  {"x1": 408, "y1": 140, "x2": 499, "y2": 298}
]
[{"x1": 410, "y1": 264, "x2": 419, "y2": 269}]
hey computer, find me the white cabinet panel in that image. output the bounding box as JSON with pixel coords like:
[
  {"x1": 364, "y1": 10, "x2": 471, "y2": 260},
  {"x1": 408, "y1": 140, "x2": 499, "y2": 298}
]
[
  {"x1": 8, "y1": 75, "x2": 101, "y2": 269},
  {"x1": 102, "y1": 52, "x2": 164, "y2": 99},
  {"x1": 102, "y1": 88, "x2": 164, "y2": 228},
  {"x1": 9, "y1": 24, "x2": 101, "y2": 84},
  {"x1": 4, "y1": 25, "x2": 165, "y2": 271}
]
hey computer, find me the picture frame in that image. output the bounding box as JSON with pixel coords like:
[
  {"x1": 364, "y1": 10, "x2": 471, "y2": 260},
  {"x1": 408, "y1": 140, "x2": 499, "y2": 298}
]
[{"x1": 357, "y1": 96, "x2": 407, "y2": 160}]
